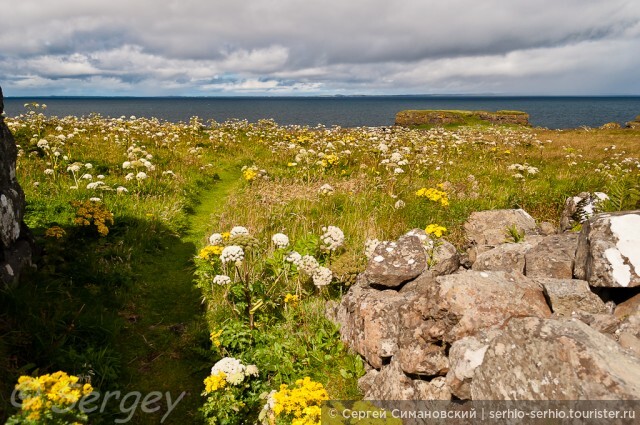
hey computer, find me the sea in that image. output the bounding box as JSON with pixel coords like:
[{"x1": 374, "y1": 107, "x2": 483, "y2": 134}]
[{"x1": 4, "y1": 96, "x2": 640, "y2": 130}]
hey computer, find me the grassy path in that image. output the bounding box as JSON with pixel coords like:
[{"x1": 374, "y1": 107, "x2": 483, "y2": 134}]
[{"x1": 118, "y1": 167, "x2": 240, "y2": 424}]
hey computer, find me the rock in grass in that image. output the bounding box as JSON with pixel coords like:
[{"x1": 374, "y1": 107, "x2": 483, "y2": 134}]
[
  {"x1": 574, "y1": 211, "x2": 640, "y2": 287},
  {"x1": 471, "y1": 317, "x2": 640, "y2": 400}
]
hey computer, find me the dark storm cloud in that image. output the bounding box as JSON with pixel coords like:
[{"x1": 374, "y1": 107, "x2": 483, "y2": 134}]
[{"x1": 1, "y1": 0, "x2": 639, "y2": 95}]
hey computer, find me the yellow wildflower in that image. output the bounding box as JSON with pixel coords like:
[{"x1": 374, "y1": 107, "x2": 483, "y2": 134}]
[
  {"x1": 210, "y1": 329, "x2": 223, "y2": 348},
  {"x1": 44, "y1": 225, "x2": 66, "y2": 239},
  {"x1": 243, "y1": 168, "x2": 257, "y2": 181},
  {"x1": 204, "y1": 372, "x2": 227, "y2": 393},
  {"x1": 199, "y1": 245, "x2": 223, "y2": 261},
  {"x1": 425, "y1": 224, "x2": 447, "y2": 238},
  {"x1": 284, "y1": 293, "x2": 299, "y2": 306},
  {"x1": 415, "y1": 187, "x2": 449, "y2": 207}
]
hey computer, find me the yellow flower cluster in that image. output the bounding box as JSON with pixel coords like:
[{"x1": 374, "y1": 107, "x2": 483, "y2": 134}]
[
  {"x1": 44, "y1": 225, "x2": 66, "y2": 239},
  {"x1": 199, "y1": 245, "x2": 224, "y2": 260},
  {"x1": 203, "y1": 371, "x2": 227, "y2": 393},
  {"x1": 284, "y1": 293, "x2": 299, "y2": 305},
  {"x1": 210, "y1": 329, "x2": 223, "y2": 348},
  {"x1": 15, "y1": 371, "x2": 93, "y2": 421},
  {"x1": 415, "y1": 187, "x2": 449, "y2": 206},
  {"x1": 425, "y1": 224, "x2": 447, "y2": 238},
  {"x1": 324, "y1": 154, "x2": 339, "y2": 166},
  {"x1": 273, "y1": 377, "x2": 328, "y2": 425},
  {"x1": 71, "y1": 200, "x2": 114, "y2": 236},
  {"x1": 243, "y1": 168, "x2": 258, "y2": 181}
]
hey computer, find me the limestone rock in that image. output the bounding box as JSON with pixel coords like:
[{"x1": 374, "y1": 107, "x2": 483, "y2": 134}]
[
  {"x1": 615, "y1": 292, "x2": 640, "y2": 319},
  {"x1": 471, "y1": 317, "x2": 640, "y2": 400},
  {"x1": 464, "y1": 209, "x2": 537, "y2": 261},
  {"x1": 445, "y1": 331, "x2": 499, "y2": 400},
  {"x1": 560, "y1": 192, "x2": 608, "y2": 232},
  {"x1": 534, "y1": 278, "x2": 608, "y2": 317},
  {"x1": 471, "y1": 242, "x2": 534, "y2": 274},
  {"x1": 525, "y1": 233, "x2": 578, "y2": 279},
  {"x1": 0, "y1": 86, "x2": 33, "y2": 286},
  {"x1": 574, "y1": 211, "x2": 640, "y2": 287},
  {"x1": 358, "y1": 358, "x2": 451, "y2": 400},
  {"x1": 336, "y1": 277, "x2": 406, "y2": 368},
  {"x1": 364, "y1": 232, "x2": 426, "y2": 288},
  {"x1": 436, "y1": 270, "x2": 551, "y2": 341}
]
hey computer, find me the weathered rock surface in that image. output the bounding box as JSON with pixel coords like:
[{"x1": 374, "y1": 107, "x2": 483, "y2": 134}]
[
  {"x1": 471, "y1": 242, "x2": 533, "y2": 274},
  {"x1": 534, "y1": 278, "x2": 608, "y2": 317},
  {"x1": 471, "y1": 317, "x2": 640, "y2": 400},
  {"x1": 525, "y1": 233, "x2": 578, "y2": 279},
  {"x1": 560, "y1": 192, "x2": 608, "y2": 232},
  {"x1": 445, "y1": 331, "x2": 499, "y2": 400},
  {"x1": 615, "y1": 292, "x2": 640, "y2": 319},
  {"x1": 600, "y1": 122, "x2": 622, "y2": 130},
  {"x1": 336, "y1": 276, "x2": 406, "y2": 368},
  {"x1": 0, "y1": 86, "x2": 33, "y2": 285},
  {"x1": 464, "y1": 209, "x2": 538, "y2": 261},
  {"x1": 405, "y1": 228, "x2": 459, "y2": 276},
  {"x1": 574, "y1": 211, "x2": 640, "y2": 287},
  {"x1": 436, "y1": 270, "x2": 552, "y2": 341},
  {"x1": 364, "y1": 232, "x2": 426, "y2": 288},
  {"x1": 358, "y1": 358, "x2": 451, "y2": 400},
  {"x1": 394, "y1": 109, "x2": 530, "y2": 127}
]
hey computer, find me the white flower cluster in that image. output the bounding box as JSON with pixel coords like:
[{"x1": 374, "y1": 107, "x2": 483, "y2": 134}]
[
  {"x1": 213, "y1": 275, "x2": 231, "y2": 285},
  {"x1": 285, "y1": 251, "x2": 302, "y2": 265},
  {"x1": 209, "y1": 232, "x2": 224, "y2": 245},
  {"x1": 319, "y1": 184, "x2": 334, "y2": 195},
  {"x1": 230, "y1": 226, "x2": 249, "y2": 237},
  {"x1": 312, "y1": 266, "x2": 333, "y2": 287},
  {"x1": 364, "y1": 239, "x2": 381, "y2": 259},
  {"x1": 211, "y1": 357, "x2": 258, "y2": 385},
  {"x1": 220, "y1": 245, "x2": 244, "y2": 265},
  {"x1": 508, "y1": 163, "x2": 539, "y2": 175},
  {"x1": 271, "y1": 233, "x2": 289, "y2": 249},
  {"x1": 320, "y1": 226, "x2": 345, "y2": 252},
  {"x1": 299, "y1": 255, "x2": 319, "y2": 275}
]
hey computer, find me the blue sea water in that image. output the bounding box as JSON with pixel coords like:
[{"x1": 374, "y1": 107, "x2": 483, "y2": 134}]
[{"x1": 4, "y1": 96, "x2": 640, "y2": 129}]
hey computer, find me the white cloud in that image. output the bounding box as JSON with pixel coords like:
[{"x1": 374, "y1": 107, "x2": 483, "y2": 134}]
[{"x1": 1, "y1": 0, "x2": 639, "y2": 95}]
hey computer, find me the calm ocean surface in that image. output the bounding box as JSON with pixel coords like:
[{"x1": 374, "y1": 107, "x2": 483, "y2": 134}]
[{"x1": 5, "y1": 96, "x2": 640, "y2": 129}]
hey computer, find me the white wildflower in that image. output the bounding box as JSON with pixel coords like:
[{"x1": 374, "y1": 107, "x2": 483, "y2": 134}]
[
  {"x1": 80, "y1": 173, "x2": 93, "y2": 180},
  {"x1": 299, "y1": 255, "x2": 319, "y2": 275},
  {"x1": 85, "y1": 163, "x2": 93, "y2": 169},
  {"x1": 116, "y1": 186, "x2": 129, "y2": 194},
  {"x1": 211, "y1": 357, "x2": 246, "y2": 383},
  {"x1": 364, "y1": 239, "x2": 381, "y2": 259},
  {"x1": 220, "y1": 246, "x2": 244, "y2": 265},
  {"x1": 213, "y1": 275, "x2": 231, "y2": 286},
  {"x1": 209, "y1": 233, "x2": 224, "y2": 245},
  {"x1": 230, "y1": 226, "x2": 249, "y2": 237},
  {"x1": 67, "y1": 163, "x2": 81, "y2": 173},
  {"x1": 319, "y1": 184, "x2": 334, "y2": 195},
  {"x1": 97, "y1": 174, "x2": 105, "y2": 180},
  {"x1": 245, "y1": 365, "x2": 259, "y2": 377},
  {"x1": 320, "y1": 226, "x2": 345, "y2": 251},
  {"x1": 125, "y1": 173, "x2": 135, "y2": 181},
  {"x1": 44, "y1": 169, "x2": 54, "y2": 175},
  {"x1": 37, "y1": 139, "x2": 49, "y2": 149},
  {"x1": 89, "y1": 197, "x2": 101, "y2": 202},
  {"x1": 271, "y1": 233, "x2": 289, "y2": 249},
  {"x1": 136, "y1": 171, "x2": 148, "y2": 180},
  {"x1": 122, "y1": 161, "x2": 132, "y2": 169},
  {"x1": 312, "y1": 267, "x2": 333, "y2": 287},
  {"x1": 393, "y1": 167, "x2": 404, "y2": 174},
  {"x1": 86, "y1": 181, "x2": 104, "y2": 189},
  {"x1": 285, "y1": 251, "x2": 302, "y2": 266}
]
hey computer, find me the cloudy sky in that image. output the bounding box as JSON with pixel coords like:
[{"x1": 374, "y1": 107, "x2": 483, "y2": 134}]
[{"x1": 1, "y1": 0, "x2": 640, "y2": 96}]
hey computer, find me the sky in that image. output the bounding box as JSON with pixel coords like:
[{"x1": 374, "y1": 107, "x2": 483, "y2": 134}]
[{"x1": 1, "y1": 0, "x2": 640, "y2": 96}]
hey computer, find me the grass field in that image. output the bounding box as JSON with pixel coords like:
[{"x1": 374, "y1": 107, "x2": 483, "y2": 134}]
[{"x1": 1, "y1": 104, "x2": 639, "y2": 423}]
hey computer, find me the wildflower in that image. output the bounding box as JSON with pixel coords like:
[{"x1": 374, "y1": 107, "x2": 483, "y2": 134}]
[
  {"x1": 272, "y1": 233, "x2": 290, "y2": 249},
  {"x1": 272, "y1": 377, "x2": 328, "y2": 423},
  {"x1": 415, "y1": 187, "x2": 449, "y2": 207},
  {"x1": 97, "y1": 174, "x2": 105, "y2": 180},
  {"x1": 67, "y1": 163, "x2": 81, "y2": 173},
  {"x1": 230, "y1": 226, "x2": 249, "y2": 237},
  {"x1": 199, "y1": 245, "x2": 223, "y2": 260},
  {"x1": 425, "y1": 224, "x2": 447, "y2": 238},
  {"x1": 364, "y1": 239, "x2": 381, "y2": 259},
  {"x1": 245, "y1": 364, "x2": 259, "y2": 377},
  {"x1": 319, "y1": 183, "x2": 334, "y2": 195},
  {"x1": 210, "y1": 329, "x2": 223, "y2": 348},
  {"x1": 320, "y1": 226, "x2": 345, "y2": 251},
  {"x1": 243, "y1": 168, "x2": 258, "y2": 181},
  {"x1": 312, "y1": 267, "x2": 333, "y2": 287},
  {"x1": 393, "y1": 167, "x2": 405, "y2": 174},
  {"x1": 287, "y1": 162, "x2": 297, "y2": 167},
  {"x1": 116, "y1": 186, "x2": 129, "y2": 194},
  {"x1": 122, "y1": 161, "x2": 132, "y2": 169},
  {"x1": 44, "y1": 226, "x2": 66, "y2": 239},
  {"x1": 220, "y1": 245, "x2": 244, "y2": 265},
  {"x1": 213, "y1": 275, "x2": 231, "y2": 285},
  {"x1": 203, "y1": 372, "x2": 227, "y2": 393},
  {"x1": 136, "y1": 171, "x2": 148, "y2": 180},
  {"x1": 285, "y1": 251, "x2": 302, "y2": 266},
  {"x1": 211, "y1": 357, "x2": 246, "y2": 378},
  {"x1": 208, "y1": 232, "x2": 224, "y2": 245},
  {"x1": 86, "y1": 181, "x2": 105, "y2": 189},
  {"x1": 284, "y1": 293, "x2": 299, "y2": 305},
  {"x1": 299, "y1": 255, "x2": 319, "y2": 275},
  {"x1": 84, "y1": 163, "x2": 93, "y2": 169},
  {"x1": 36, "y1": 139, "x2": 49, "y2": 149},
  {"x1": 89, "y1": 197, "x2": 101, "y2": 202},
  {"x1": 394, "y1": 199, "x2": 406, "y2": 209},
  {"x1": 125, "y1": 173, "x2": 135, "y2": 181}
]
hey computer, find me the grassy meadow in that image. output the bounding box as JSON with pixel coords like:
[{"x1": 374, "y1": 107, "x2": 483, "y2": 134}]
[{"x1": 1, "y1": 104, "x2": 639, "y2": 424}]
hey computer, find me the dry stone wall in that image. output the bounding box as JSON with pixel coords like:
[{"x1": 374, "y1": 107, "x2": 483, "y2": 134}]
[{"x1": 0, "y1": 86, "x2": 33, "y2": 285}]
